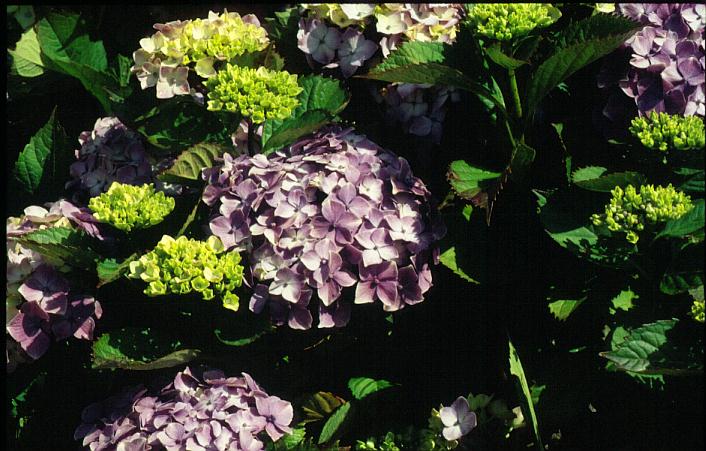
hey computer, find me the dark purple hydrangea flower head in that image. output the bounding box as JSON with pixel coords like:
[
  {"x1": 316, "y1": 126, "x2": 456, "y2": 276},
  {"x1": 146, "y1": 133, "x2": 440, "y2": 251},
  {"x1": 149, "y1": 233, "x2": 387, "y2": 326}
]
[
  {"x1": 203, "y1": 126, "x2": 445, "y2": 329},
  {"x1": 602, "y1": 3, "x2": 705, "y2": 118},
  {"x1": 75, "y1": 367, "x2": 294, "y2": 451},
  {"x1": 67, "y1": 117, "x2": 154, "y2": 203}
]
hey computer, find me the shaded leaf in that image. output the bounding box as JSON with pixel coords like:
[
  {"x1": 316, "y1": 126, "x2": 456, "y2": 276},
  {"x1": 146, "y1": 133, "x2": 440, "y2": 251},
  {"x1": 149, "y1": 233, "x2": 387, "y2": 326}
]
[
  {"x1": 574, "y1": 171, "x2": 647, "y2": 192},
  {"x1": 159, "y1": 142, "x2": 228, "y2": 184},
  {"x1": 486, "y1": 43, "x2": 527, "y2": 70},
  {"x1": 371, "y1": 41, "x2": 446, "y2": 71},
  {"x1": 318, "y1": 402, "x2": 353, "y2": 444},
  {"x1": 656, "y1": 199, "x2": 704, "y2": 239},
  {"x1": 96, "y1": 254, "x2": 138, "y2": 288},
  {"x1": 447, "y1": 160, "x2": 501, "y2": 200},
  {"x1": 660, "y1": 243, "x2": 704, "y2": 295},
  {"x1": 262, "y1": 110, "x2": 331, "y2": 154},
  {"x1": 296, "y1": 75, "x2": 349, "y2": 115},
  {"x1": 16, "y1": 226, "x2": 99, "y2": 271},
  {"x1": 439, "y1": 247, "x2": 480, "y2": 284},
  {"x1": 348, "y1": 377, "x2": 397, "y2": 400},
  {"x1": 214, "y1": 327, "x2": 273, "y2": 347},
  {"x1": 508, "y1": 339, "x2": 543, "y2": 449},
  {"x1": 301, "y1": 392, "x2": 346, "y2": 425},
  {"x1": 92, "y1": 328, "x2": 201, "y2": 371}
]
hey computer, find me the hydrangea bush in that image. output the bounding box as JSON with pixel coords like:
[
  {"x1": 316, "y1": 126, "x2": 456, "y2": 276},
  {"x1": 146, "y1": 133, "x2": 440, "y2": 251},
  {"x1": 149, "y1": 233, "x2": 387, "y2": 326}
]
[{"x1": 203, "y1": 126, "x2": 444, "y2": 329}]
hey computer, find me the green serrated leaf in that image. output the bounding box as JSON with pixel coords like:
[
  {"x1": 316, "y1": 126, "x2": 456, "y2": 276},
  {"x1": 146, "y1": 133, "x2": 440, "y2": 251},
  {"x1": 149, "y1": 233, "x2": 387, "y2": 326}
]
[
  {"x1": 600, "y1": 319, "x2": 688, "y2": 373},
  {"x1": 660, "y1": 243, "x2": 704, "y2": 295},
  {"x1": 553, "y1": 14, "x2": 640, "y2": 50},
  {"x1": 318, "y1": 402, "x2": 353, "y2": 444},
  {"x1": 486, "y1": 43, "x2": 527, "y2": 70},
  {"x1": 656, "y1": 199, "x2": 705, "y2": 239},
  {"x1": 574, "y1": 171, "x2": 647, "y2": 192},
  {"x1": 159, "y1": 142, "x2": 228, "y2": 184},
  {"x1": 16, "y1": 226, "x2": 99, "y2": 270},
  {"x1": 262, "y1": 109, "x2": 331, "y2": 154},
  {"x1": 13, "y1": 108, "x2": 69, "y2": 194},
  {"x1": 610, "y1": 289, "x2": 638, "y2": 314},
  {"x1": 439, "y1": 247, "x2": 480, "y2": 284},
  {"x1": 525, "y1": 16, "x2": 640, "y2": 115},
  {"x1": 678, "y1": 170, "x2": 705, "y2": 193},
  {"x1": 97, "y1": 254, "x2": 137, "y2": 288},
  {"x1": 571, "y1": 166, "x2": 607, "y2": 183},
  {"x1": 9, "y1": 27, "x2": 44, "y2": 77},
  {"x1": 447, "y1": 160, "x2": 501, "y2": 200},
  {"x1": 508, "y1": 339, "x2": 543, "y2": 449},
  {"x1": 372, "y1": 41, "x2": 447, "y2": 71},
  {"x1": 348, "y1": 377, "x2": 397, "y2": 400},
  {"x1": 214, "y1": 328, "x2": 273, "y2": 347},
  {"x1": 296, "y1": 75, "x2": 349, "y2": 115},
  {"x1": 548, "y1": 298, "x2": 585, "y2": 321},
  {"x1": 301, "y1": 392, "x2": 346, "y2": 425},
  {"x1": 92, "y1": 328, "x2": 201, "y2": 371}
]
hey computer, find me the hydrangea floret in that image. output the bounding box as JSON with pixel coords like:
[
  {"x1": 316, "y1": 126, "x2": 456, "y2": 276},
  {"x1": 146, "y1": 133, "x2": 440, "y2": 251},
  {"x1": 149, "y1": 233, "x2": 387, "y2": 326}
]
[
  {"x1": 88, "y1": 182, "x2": 175, "y2": 232},
  {"x1": 466, "y1": 3, "x2": 561, "y2": 41},
  {"x1": 629, "y1": 112, "x2": 705, "y2": 151},
  {"x1": 6, "y1": 202, "x2": 103, "y2": 364},
  {"x1": 66, "y1": 117, "x2": 153, "y2": 203},
  {"x1": 205, "y1": 64, "x2": 302, "y2": 123},
  {"x1": 603, "y1": 4, "x2": 705, "y2": 118},
  {"x1": 128, "y1": 235, "x2": 244, "y2": 311},
  {"x1": 74, "y1": 366, "x2": 293, "y2": 450},
  {"x1": 691, "y1": 299, "x2": 705, "y2": 322},
  {"x1": 591, "y1": 184, "x2": 694, "y2": 243},
  {"x1": 132, "y1": 9, "x2": 270, "y2": 99},
  {"x1": 203, "y1": 126, "x2": 444, "y2": 329}
]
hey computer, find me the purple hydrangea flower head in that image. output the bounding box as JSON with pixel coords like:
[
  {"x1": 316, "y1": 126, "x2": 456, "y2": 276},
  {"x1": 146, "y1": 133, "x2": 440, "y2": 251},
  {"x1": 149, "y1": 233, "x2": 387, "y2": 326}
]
[
  {"x1": 203, "y1": 126, "x2": 444, "y2": 329},
  {"x1": 439, "y1": 396, "x2": 477, "y2": 441},
  {"x1": 75, "y1": 367, "x2": 293, "y2": 450},
  {"x1": 602, "y1": 3, "x2": 705, "y2": 118},
  {"x1": 67, "y1": 117, "x2": 153, "y2": 204}
]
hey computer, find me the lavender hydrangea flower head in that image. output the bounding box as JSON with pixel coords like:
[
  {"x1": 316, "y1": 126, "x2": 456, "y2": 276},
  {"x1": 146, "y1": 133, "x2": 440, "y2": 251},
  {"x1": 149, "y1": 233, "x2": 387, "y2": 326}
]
[
  {"x1": 75, "y1": 367, "x2": 294, "y2": 451},
  {"x1": 66, "y1": 117, "x2": 153, "y2": 204},
  {"x1": 602, "y1": 3, "x2": 705, "y2": 118},
  {"x1": 203, "y1": 126, "x2": 444, "y2": 329}
]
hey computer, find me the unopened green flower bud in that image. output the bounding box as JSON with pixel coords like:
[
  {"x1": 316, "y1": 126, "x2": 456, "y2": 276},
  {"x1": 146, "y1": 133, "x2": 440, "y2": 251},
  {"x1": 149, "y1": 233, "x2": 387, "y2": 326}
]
[
  {"x1": 467, "y1": 3, "x2": 561, "y2": 41},
  {"x1": 629, "y1": 112, "x2": 705, "y2": 152},
  {"x1": 89, "y1": 182, "x2": 175, "y2": 232}
]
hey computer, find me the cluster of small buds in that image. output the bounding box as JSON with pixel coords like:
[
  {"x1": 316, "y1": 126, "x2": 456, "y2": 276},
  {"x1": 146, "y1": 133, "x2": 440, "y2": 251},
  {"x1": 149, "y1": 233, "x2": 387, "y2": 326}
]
[
  {"x1": 629, "y1": 111, "x2": 705, "y2": 151},
  {"x1": 66, "y1": 117, "x2": 153, "y2": 204},
  {"x1": 466, "y1": 3, "x2": 561, "y2": 41},
  {"x1": 131, "y1": 9, "x2": 270, "y2": 99},
  {"x1": 128, "y1": 235, "x2": 244, "y2": 311},
  {"x1": 374, "y1": 83, "x2": 461, "y2": 144},
  {"x1": 609, "y1": 4, "x2": 705, "y2": 118},
  {"x1": 205, "y1": 64, "x2": 302, "y2": 123},
  {"x1": 88, "y1": 182, "x2": 175, "y2": 232},
  {"x1": 691, "y1": 299, "x2": 705, "y2": 322},
  {"x1": 591, "y1": 184, "x2": 694, "y2": 243},
  {"x1": 203, "y1": 126, "x2": 444, "y2": 329},
  {"x1": 75, "y1": 367, "x2": 294, "y2": 451},
  {"x1": 6, "y1": 201, "x2": 104, "y2": 363}
]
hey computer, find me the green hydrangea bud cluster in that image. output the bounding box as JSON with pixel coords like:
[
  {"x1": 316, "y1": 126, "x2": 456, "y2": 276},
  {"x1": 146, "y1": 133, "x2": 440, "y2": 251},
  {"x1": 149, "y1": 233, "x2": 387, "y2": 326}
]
[
  {"x1": 128, "y1": 235, "x2": 244, "y2": 311},
  {"x1": 629, "y1": 112, "x2": 705, "y2": 152},
  {"x1": 88, "y1": 183, "x2": 175, "y2": 232},
  {"x1": 691, "y1": 299, "x2": 705, "y2": 323},
  {"x1": 205, "y1": 64, "x2": 302, "y2": 123},
  {"x1": 467, "y1": 3, "x2": 561, "y2": 41},
  {"x1": 591, "y1": 184, "x2": 694, "y2": 244}
]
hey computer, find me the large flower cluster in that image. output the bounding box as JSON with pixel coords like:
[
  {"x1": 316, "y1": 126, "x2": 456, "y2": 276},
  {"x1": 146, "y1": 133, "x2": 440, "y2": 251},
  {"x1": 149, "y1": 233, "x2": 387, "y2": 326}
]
[
  {"x1": 6, "y1": 202, "x2": 103, "y2": 362},
  {"x1": 132, "y1": 9, "x2": 270, "y2": 99},
  {"x1": 75, "y1": 367, "x2": 293, "y2": 451},
  {"x1": 128, "y1": 235, "x2": 244, "y2": 311},
  {"x1": 67, "y1": 117, "x2": 153, "y2": 204},
  {"x1": 466, "y1": 3, "x2": 561, "y2": 41},
  {"x1": 203, "y1": 126, "x2": 443, "y2": 329},
  {"x1": 205, "y1": 64, "x2": 302, "y2": 123},
  {"x1": 297, "y1": 4, "x2": 465, "y2": 77},
  {"x1": 591, "y1": 184, "x2": 694, "y2": 243},
  {"x1": 614, "y1": 4, "x2": 705, "y2": 117},
  {"x1": 88, "y1": 182, "x2": 175, "y2": 232},
  {"x1": 629, "y1": 111, "x2": 705, "y2": 152},
  {"x1": 374, "y1": 83, "x2": 460, "y2": 144}
]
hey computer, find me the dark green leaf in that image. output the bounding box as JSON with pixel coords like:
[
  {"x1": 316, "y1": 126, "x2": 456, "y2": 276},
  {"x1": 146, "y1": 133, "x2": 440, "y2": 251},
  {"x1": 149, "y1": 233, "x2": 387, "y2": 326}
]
[
  {"x1": 552, "y1": 14, "x2": 640, "y2": 50},
  {"x1": 371, "y1": 41, "x2": 446, "y2": 71},
  {"x1": 318, "y1": 402, "x2": 353, "y2": 444},
  {"x1": 16, "y1": 226, "x2": 99, "y2": 271},
  {"x1": 96, "y1": 255, "x2": 138, "y2": 288},
  {"x1": 574, "y1": 171, "x2": 647, "y2": 192},
  {"x1": 214, "y1": 327, "x2": 273, "y2": 347},
  {"x1": 296, "y1": 75, "x2": 349, "y2": 116},
  {"x1": 261, "y1": 110, "x2": 331, "y2": 154},
  {"x1": 508, "y1": 339, "x2": 543, "y2": 449},
  {"x1": 678, "y1": 170, "x2": 704, "y2": 193},
  {"x1": 656, "y1": 199, "x2": 705, "y2": 239},
  {"x1": 486, "y1": 43, "x2": 527, "y2": 70},
  {"x1": 92, "y1": 328, "x2": 201, "y2": 371},
  {"x1": 447, "y1": 160, "x2": 501, "y2": 200},
  {"x1": 158, "y1": 142, "x2": 229, "y2": 184},
  {"x1": 301, "y1": 392, "x2": 346, "y2": 425},
  {"x1": 660, "y1": 243, "x2": 704, "y2": 295},
  {"x1": 526, "y1": 16, "x2": 640, "y2": 115},
  {"x1": 348, "y1": 377, "x2": 397, "y2": 400},
  {"x1": 13, "y1": 108, "x2": 69, "y2": 194}
]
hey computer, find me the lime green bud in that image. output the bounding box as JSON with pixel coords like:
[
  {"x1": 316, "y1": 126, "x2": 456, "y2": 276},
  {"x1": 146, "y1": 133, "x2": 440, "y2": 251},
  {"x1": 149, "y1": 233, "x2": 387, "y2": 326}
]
[
  {"x1": 467, "y1": 3, "x2": 561, "y2": 41},
  {"x1": 629, "y1": 112, "x2": 705, "y2": 152},
  {"x1": 127, "y1": 234, "x2": 244, "y2": 308},
  {"x1": 691, "y1": 300, "x2": 705, "y2": 323},
  {"x1": 205, "y1": 64, "x2": 302, "y2": 123},
  {"x1": 592, "y1": 184, "x2": 693, "y2": 243},
  {"x1": 88, "y1": 182, "x2": 175, "y2": 232}
]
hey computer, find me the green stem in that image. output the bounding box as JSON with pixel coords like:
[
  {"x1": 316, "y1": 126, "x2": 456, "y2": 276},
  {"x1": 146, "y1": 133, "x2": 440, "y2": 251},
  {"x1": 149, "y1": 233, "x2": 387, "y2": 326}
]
[
  {"x1": 508, "y1": 69, "x2": 523, "y2": 120},
  {"x1": 247, "y1": 119, "x2": 255, "y2": 156}
]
